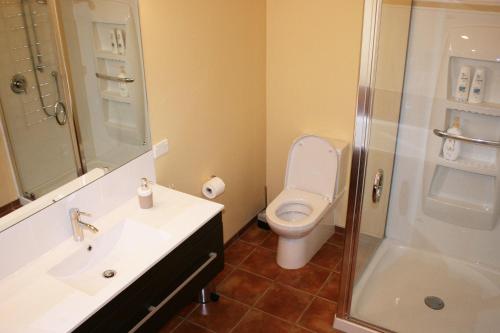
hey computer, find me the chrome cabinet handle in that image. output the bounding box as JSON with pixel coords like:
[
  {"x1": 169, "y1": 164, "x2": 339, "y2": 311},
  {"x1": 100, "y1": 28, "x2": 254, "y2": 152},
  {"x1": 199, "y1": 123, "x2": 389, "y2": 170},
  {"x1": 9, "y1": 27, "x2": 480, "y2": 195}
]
[
  {"x1": 372, "y1": 169, "x2": 384, "y2": 203},
  {"x1": 128, "y1": 252, "x2": 218, "y2": 333},
  {"x1": 433, "y1": 129, "x2": 500, "y2": 148}
]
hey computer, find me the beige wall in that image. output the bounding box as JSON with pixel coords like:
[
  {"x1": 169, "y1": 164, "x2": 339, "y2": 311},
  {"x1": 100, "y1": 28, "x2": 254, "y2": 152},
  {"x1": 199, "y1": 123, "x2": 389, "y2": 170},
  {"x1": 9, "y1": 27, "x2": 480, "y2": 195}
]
[
  {"x1": 0, "y1": 123, "x2": 17, "y2": 207},
  {"x1": 139, "y1": 1, "x2": 364, "y2": 240},
  {"x1": 266, "y1": 0, "x2": 364, "y2": 225},
  {"x1": 139, "y1": 0, "x2": 267, "y2": 242},
  {"x1": 266, "y1": 0, "x2": 363, "y2": 226}
]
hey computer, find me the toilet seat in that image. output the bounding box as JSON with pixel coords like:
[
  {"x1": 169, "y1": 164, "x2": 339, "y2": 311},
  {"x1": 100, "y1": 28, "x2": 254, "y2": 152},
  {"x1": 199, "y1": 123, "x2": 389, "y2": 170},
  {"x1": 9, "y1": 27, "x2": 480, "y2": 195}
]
[{"x1": 266, "y1": 189, "x2": 330, "y2": 238}]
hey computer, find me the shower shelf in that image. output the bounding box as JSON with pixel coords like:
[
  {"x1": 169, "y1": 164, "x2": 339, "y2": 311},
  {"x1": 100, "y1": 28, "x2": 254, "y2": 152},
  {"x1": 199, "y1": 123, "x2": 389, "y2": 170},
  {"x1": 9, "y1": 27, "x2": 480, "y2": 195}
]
[
  {"x1": 436, "y1": 156, "x2": 497, "y2": 176},
  {"x1": 95, "y1": 51, "x2": 126, "y2": 62},
  {"x1": 445, "y1": 100, "x2": 500, "y2": 117},
  {"x1": 101, "y1": 91, "x2": 131, "y2": 104},
  {"x1": 423, "y1": 27, "x2": 500, "y2": 231},
  {"x1": 426, "y1": 194, "x2": 494, "y2": 230}
]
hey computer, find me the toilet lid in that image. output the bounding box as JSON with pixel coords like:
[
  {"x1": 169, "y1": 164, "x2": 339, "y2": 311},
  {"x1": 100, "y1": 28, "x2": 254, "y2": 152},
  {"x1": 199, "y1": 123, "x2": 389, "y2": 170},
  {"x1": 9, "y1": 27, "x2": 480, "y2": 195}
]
[{"x1": 285, "y1": 135, "x2": 338, "y2": 202}]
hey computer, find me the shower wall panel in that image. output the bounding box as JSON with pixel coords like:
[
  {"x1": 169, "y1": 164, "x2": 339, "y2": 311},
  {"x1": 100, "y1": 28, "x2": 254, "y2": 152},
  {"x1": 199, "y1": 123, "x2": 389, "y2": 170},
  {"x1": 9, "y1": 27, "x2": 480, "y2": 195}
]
[{"x1": 386, "y1": 4, "x2": 500, "y2": 268}]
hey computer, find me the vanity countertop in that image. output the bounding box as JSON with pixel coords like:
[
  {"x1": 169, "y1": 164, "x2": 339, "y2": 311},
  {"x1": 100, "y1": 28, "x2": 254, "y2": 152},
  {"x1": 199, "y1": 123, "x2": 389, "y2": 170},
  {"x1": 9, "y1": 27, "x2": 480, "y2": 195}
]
[{"x1": 0, "y1": 185, "x2": 224, "y2": 333}]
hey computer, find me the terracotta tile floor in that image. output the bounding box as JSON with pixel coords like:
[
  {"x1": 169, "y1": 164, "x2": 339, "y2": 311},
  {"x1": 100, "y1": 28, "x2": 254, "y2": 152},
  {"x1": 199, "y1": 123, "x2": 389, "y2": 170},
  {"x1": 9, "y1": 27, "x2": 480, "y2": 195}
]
[{"x1": 159, "y1": 223, "x2": 345, "y2": 333}]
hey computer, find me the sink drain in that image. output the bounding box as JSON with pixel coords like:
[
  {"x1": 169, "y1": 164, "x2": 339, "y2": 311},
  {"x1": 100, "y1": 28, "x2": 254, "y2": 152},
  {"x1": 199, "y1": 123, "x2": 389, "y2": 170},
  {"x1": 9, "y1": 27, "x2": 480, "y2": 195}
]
[
  {"x1": 424, "y1": 296, "x2": 444, "y2": 310},
  {"x1": 102, "y1": 269, "x2": 116, "y2": 279}
]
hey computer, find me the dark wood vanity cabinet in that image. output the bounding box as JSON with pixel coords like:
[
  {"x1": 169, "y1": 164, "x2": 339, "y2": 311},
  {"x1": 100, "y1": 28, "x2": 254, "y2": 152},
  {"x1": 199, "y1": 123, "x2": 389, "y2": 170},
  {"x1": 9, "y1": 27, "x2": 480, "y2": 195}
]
[{"x1": 74, "y1": 213, "x2": 224, "y2": 333}]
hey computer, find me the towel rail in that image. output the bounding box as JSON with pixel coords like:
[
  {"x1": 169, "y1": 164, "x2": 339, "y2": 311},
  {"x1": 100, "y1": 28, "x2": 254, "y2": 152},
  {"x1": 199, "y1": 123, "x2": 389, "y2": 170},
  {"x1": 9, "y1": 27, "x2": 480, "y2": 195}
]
[
  {"x1": 96, "y1": 73, "x2": 134, "y2": 83},
  {"x1": 433, "y1": 129, "x2": 500, "y2": 148}
]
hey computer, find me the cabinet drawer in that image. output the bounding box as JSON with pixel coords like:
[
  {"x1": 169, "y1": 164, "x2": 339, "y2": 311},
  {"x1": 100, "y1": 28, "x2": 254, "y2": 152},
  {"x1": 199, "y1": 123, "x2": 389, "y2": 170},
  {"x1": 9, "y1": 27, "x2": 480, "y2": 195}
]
[{"x1": 74, "y1": 213, "x2": 223, "y2": 333}]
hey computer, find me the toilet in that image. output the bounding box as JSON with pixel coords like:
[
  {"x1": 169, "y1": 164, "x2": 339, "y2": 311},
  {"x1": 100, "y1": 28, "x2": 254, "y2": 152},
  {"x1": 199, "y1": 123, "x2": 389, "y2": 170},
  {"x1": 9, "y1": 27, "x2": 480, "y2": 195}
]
[{"x1": 266, "y1": 135, "x2": 348, "y2": 269}]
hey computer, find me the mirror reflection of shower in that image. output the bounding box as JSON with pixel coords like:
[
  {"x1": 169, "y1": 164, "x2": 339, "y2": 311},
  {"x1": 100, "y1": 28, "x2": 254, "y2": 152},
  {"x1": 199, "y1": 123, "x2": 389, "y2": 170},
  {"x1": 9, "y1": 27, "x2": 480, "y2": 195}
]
[
  {"x1": 15, "y1": 0, "x2": 67, "y2": 125},
  {"x1": 0, "y1": 0, "x2": 78, "y2": 201}
]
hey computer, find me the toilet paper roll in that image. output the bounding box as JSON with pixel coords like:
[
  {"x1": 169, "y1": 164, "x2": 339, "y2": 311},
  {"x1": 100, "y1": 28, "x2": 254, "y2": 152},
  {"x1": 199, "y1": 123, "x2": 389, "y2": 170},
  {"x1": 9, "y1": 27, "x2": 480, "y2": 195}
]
[{"x1": 202, "y1": 177, "x2": 225, "y2": 199}]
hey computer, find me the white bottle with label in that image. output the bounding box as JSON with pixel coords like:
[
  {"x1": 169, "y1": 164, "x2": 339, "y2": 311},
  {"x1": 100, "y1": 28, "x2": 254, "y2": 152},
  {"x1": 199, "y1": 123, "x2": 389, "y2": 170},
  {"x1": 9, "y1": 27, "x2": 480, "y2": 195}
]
[
  {"x1": 118, "y1": 66, "x2": 129, "y2": 97},
  {"x1": 455, "y1": 66, "x2": 471, "y2": 103},
  {"x1": 442, "y1": 117, "x2": 462, "y2": 161},
  {"x1": 468, "y1": 68, "x2": 486, "y2": 104},
  {"x1": 115, "y1": 29, "x2": 125, "y2": 55}
]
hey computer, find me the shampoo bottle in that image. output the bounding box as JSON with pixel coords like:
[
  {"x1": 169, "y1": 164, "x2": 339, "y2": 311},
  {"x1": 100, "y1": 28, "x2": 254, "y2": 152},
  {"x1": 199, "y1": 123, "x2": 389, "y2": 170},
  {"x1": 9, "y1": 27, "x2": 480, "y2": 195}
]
[
  {"x1": 137, "y1": 178, "x2": 153, "y2": 209},
  {"x1": 468, "y1": 68, "x2": 486, "y2": 104},
  {"x1": 442, "y1": 117, "x2": 462, "y2": 161},
  {"x1": 455, "y1": 66, "x2": 471, "y2": 103},
  {"x1": 116, "y1": 29, "x2": 125, "y2": 55},
  {"x1": 109, "y1": 30, "x2": 118, "y2": 54}
]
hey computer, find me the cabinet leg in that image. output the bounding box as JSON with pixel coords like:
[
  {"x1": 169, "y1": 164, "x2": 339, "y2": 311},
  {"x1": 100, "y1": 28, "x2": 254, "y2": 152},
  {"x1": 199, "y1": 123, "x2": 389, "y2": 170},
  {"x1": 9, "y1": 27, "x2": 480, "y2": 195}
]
[{"x1": 198, "y1": 281, "x2": 218, "y2": 304}]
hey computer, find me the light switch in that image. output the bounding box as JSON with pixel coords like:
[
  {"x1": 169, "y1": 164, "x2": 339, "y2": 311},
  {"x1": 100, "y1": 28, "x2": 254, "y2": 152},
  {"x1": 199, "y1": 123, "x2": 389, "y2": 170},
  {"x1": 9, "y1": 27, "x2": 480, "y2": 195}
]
[{"x1": 153, "y1": 139, "x2": 169, "y2": 159}]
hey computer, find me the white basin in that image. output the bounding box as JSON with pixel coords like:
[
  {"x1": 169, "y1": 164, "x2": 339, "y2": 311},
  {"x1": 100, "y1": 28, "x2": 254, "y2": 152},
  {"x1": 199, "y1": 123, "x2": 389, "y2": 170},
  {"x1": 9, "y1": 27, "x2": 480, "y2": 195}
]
[{"x1": 48, "y1": 219, "x2": 170, "y2": 295}]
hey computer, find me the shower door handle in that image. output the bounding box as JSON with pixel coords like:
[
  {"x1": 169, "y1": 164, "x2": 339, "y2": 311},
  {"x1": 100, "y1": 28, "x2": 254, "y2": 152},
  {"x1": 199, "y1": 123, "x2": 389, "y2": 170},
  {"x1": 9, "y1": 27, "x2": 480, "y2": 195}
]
[{"x1": 372, "y1": 169, "x2": 384, "y2": 203}]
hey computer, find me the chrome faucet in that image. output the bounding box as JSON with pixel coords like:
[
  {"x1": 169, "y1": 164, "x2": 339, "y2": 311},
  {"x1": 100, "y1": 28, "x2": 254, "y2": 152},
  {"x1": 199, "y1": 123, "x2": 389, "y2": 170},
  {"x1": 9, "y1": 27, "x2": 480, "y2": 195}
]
[{"x1": 69, "y1": 208, "x2": 99, "y2": 241}]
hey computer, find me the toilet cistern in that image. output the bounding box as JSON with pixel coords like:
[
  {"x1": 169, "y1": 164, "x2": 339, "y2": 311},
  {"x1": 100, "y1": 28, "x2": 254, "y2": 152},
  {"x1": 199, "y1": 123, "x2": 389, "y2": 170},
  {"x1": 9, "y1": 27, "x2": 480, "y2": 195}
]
[{"x1": 69, "y1": 208, "x2": 99, "y2": 241}]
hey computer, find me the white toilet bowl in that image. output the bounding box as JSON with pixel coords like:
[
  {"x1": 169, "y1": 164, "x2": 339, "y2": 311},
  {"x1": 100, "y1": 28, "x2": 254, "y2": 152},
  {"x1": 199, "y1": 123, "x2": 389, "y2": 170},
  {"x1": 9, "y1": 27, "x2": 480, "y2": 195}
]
[{"x1": 266, "y1": 135, "x2": 348, "y2": 269}]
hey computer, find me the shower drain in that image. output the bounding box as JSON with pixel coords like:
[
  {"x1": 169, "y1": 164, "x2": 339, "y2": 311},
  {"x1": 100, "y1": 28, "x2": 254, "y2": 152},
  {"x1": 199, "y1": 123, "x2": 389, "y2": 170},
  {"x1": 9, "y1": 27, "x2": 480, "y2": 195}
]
[
  {"x1": 424, "y1": 296, "x2": 445, "y2": 310},
  {"x1": 102, "y1": 269, "x2": 117, "y2": 279}
]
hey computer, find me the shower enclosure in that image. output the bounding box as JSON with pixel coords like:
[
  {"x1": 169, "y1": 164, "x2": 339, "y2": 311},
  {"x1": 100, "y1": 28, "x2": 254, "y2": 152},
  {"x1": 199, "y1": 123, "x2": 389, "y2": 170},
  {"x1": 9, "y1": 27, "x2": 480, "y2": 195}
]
[
  {"x1": 0, "y1": 0, "x2": 81, "y2": 200},
  {"x1": 336, "y1": 1, "x2": 500, "y2": 332}
]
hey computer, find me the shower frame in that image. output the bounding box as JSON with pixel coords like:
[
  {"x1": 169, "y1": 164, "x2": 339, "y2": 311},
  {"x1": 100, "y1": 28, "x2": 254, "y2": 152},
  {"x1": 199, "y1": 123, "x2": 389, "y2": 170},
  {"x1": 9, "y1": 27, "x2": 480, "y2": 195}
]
[{"x1": 334, "y1": 0, "x2": 411, "y2": 332}]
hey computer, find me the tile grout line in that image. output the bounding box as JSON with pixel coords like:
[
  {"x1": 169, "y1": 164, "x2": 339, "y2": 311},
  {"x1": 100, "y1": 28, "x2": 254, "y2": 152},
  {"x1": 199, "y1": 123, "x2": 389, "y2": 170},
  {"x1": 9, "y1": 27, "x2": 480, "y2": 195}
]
[
  {"x1": 227, "y1": 306, "x2": 252, "y2": 333},
  {"x1": 214, "y1": 264, "x2": 235, "y2": 287},
  {"x1": 295, "y1": 296, "x2": 315, "y2": 326},
  {"x1": 183, "y1": 319, "x2": 218, "y2": 333},
  {"x1": 309, "y1": 260, "x2": 340, "y2": 272},
  {"x1": 316, "y1": 271, "x2": 333, "y2": 297},
  {"x1": 168, "y1": 316, "x2": 184, "y2": 333}
]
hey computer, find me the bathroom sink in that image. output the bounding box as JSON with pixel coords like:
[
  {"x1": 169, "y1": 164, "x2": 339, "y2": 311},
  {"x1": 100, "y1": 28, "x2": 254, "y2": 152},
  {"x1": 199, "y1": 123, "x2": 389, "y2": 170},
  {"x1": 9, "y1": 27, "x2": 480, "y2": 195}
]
[{"x1": 48, "y1": 219, "x2": 170, "y2": 295}]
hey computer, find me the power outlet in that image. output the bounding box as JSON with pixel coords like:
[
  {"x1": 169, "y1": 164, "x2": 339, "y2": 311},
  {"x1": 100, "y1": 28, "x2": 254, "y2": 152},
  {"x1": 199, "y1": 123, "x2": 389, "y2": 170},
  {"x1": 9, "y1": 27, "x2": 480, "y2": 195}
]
[{"x1": 153, "y1": 139, "x2": 169, "y2": 159}]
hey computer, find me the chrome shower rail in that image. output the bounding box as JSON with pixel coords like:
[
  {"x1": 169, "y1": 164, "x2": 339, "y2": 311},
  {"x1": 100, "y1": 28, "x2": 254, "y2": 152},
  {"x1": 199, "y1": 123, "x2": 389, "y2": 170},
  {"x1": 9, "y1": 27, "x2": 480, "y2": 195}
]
[
  {"x1": 433, "y1": 129, "x2": 500, "y2": 148},
  {"x1": 96, "y1": 73, "x2": 135, "y2": 83}
]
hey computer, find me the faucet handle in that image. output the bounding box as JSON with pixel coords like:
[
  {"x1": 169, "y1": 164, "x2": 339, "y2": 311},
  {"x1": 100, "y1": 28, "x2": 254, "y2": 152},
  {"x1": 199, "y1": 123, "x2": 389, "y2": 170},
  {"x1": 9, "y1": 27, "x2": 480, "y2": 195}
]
[
  {"x1": 70, "y1": 208, "x2": 92, "y2": 220},
  {"x1": 78, "y1": 211, "x2": 92, "y2": 218}
]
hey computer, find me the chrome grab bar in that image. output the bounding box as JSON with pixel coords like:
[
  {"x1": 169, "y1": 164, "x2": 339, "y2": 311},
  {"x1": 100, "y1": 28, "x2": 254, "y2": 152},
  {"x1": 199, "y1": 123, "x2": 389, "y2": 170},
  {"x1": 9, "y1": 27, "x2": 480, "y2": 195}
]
[
  {"x1": 128, "y1": 252, "x2": 218, "y2": 333},
  {"x1": 433, "y1": 129, "x2": 500, "y2": 148},
  {"x1": 96, "y1": 73, "x2": 135, "y2": 83}
]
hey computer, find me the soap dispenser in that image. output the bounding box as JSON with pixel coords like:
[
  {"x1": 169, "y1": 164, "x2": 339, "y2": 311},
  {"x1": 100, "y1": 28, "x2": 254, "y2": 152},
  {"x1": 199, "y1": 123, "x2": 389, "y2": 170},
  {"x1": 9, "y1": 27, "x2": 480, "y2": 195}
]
[
  {"x1": 138, "y1": 178, "x2": 153, "y2": 209},
  {"x1": 442, "y1": 117, "x2": 462, "y2": 161}
]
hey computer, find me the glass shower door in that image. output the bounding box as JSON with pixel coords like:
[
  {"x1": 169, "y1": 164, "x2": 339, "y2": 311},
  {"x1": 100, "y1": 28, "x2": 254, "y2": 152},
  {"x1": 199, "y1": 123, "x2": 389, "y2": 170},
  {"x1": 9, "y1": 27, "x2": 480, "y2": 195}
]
[
  {"x1": 0, "y1": 0, "x2": 80, "y2": 200},
  {"x1": 344, "y1": 1, "x2": 500, "y2": 333}
]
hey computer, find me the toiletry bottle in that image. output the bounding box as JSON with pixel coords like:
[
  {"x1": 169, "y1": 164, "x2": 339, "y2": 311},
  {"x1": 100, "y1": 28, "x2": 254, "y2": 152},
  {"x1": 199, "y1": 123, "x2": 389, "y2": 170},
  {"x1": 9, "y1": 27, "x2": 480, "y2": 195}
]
[
  {"x1": 455, "y1": 66, "x2": 471, "y2": 103},
  {"x1": 110, "y1": 30, "x2": 118, "y2": 54},
  {"x1": 468, "y1": 68, "x2": 485, "y2": 104},
  {"x1": 116, "y1": 29, "x2": 125, "y2": 55},
  {"x1": 118, "y1": 66, "x2": 129, "y2": 97},
  {"x1": 138, "y1": 178, "x2": 153, "y2": 209},
  {"x1": 442, "y1": 117, "x2": 462, "y2": 161}
]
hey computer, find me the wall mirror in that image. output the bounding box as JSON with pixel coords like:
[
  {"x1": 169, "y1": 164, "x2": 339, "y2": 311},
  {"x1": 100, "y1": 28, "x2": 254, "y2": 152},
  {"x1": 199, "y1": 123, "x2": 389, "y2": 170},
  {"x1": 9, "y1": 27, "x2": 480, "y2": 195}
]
[{"x1": 0, "y1": 0, "x2": 150, "y2": 231}]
